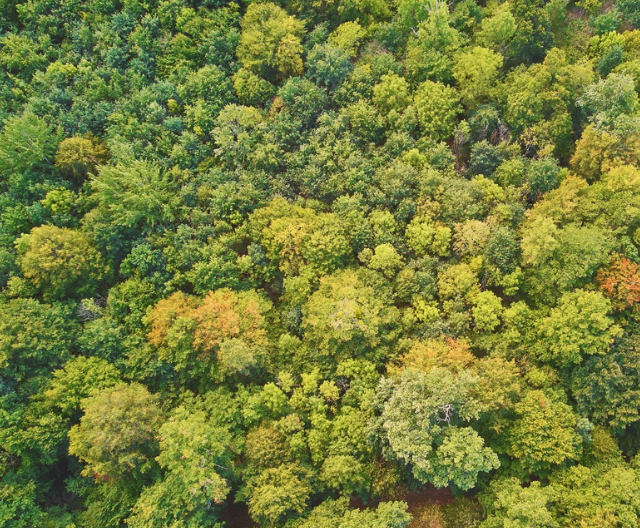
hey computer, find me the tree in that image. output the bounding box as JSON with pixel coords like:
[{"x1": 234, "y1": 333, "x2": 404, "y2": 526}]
[
  {"x1": 328, "y1": 22, "x2": 366, "y2": 57},
  {"x1": 246, "y1": 463, "x2": 313, "y2": 526},
  {"x1": 404, "y1": 2, "x2": 462, "y2": 84},
  {"x1": 534, "y1": 290, "x2": 622, "y2": 367},
  {"x1": 370, "y1": 368, "x2": 499, "y2": 490},
  {"x1": 453, "y1": 47, "x2": 503, "y2": 108},
  {"x1": 320, "y1": 455, "x2": 368, "y2": 494},
  {"x1": 479, "y1": 477, "x2": 556, "y2": 528},
  {"x1": 128, "y1": 407, "x2": 232, "y2": 527},
  {"x1": 597, "y1": 255, "x2": 640, "y2": 310},
  {"x1": 43, "y1": 356, "x2": 121, "y2": 418},
  {"x1": 501, "y1": 50, "x2": 590, "y2": 159},
  {"x1": 477, "y1": 3, "x2": 517, "y2": 53},
  {"x1": 89, "y1": 160, "x2": 180, "y2": 233},
  {"x1": 213, "y1": 104, "x2": 264, "y2": 168},
  {"x1": 306, "y1": 43, "x2": 353, "y2": 91},
  {"x1": 471, "y1": 290, "x2": 503, "y2": 332},
  {"x1": 0, "y1": 473, "x2": 45, "y2": 528},
  {"x1": 405, "y1": 215, "x2": 452, "y2": 257},
  {"x1": 0, "y1": 112, "x2": 57, "y2": 176},
  {"x1": 296, "y1": 497, "x2": 411, "y2": 528},
  {"x1": 547, "y1": 462, "x2": 640, "y2": 527},
  {"x1": 521, "y1": 221, "x2": 614, "y2": 303},
  {"x1": 147, "y1": 288, "x2": 271, "y2": 378},
  {"x1": 508, "y1": 0, "x2": 554, "y2": 64},
  {"x1": 0, "y1": 298, "x2": 76, "y2": 387},
  {"x1": 55, "y1": 136, "x2": 109, "y2": 182},
  {"x1": 367, "y1": 243, "x2": 404, "y2": 278},
  {"x1": 15, "y1": 225, "x2": 110, "y2": 301},
  {"x1": 252, "y1": 198, "x2": 352, "y2": 277},
  {"x1": 0, "y1": 34, "x2": 45, "y2": 76},
  {"x1": 233, "y1": 68, "x2": 276, "y2": 106},
  {"x1": 569, "y1": 333, "x2": 640, "y2": 429},
  {"x1": 578, "y1": 73, "x2": 639, "y2": 128},
  {"x1": 616, "y1": 0, "x2": 640, "y2": 27},
  {"x1": 414, "y1": 80, "x2": 462, "y2": 141},
  {"x1": 507, "y1": 390, "x2": 584, "y2": 475},
  {"x1": 68, "y1": 383, "x2": 163, "y2": 480},
  {"x1": 373, "y1": 73, "x2": 411, "y2": 115},
  {"x1": 392, "y1": 337, "x2": 475, "y2": 376},
  {"x1": 302, "y1": 269, "x2": 398, "y2": 361},
  {"x1": 237, "y1": 2, "x2": 304, "y2": 80},
  {"x1": 571, "y1": 125, "x2": 640, "y2": 182}
]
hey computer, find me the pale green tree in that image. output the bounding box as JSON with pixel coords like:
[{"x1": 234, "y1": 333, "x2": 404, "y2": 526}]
[{"x1": 370, "y1": 368, "x2": 499, "y2": 490}]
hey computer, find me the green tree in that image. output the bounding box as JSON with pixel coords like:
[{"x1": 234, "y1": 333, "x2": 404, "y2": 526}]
[
  {"x1": 89, "y1": 160, "x2": 180, "y2": 233},
  {"x1": 578, "y1": 73, "x2": 639, "y2": 128},
  {"x1": 370, "y1": 368, "x2": 499, "y2": 490},
  {"x1": 616, "y1": 0, "x2": 640, "y2": 27},
  {"x1": 547, "y1": 462, "x2": 640, "y2": 526},
  {"x1": 404, "y1": 2, "x2": 462, "y2": 84},
  {"x1": 233, "y1": 68, "x2": 276, "y2": 106},
  {"x1": 0, "y1": 112, "x2": 57, "y2": 176},
  {"x1": 68, "y1": 383, "x2": 163, "y2": 480},
  {"x1": 534, "y1": 290, "x2": 622, "y2": 367},
  {"x1": 306, "y1": 43, "x2": 353, "y2": 91},
  {"x1": 507, "y1": 390, "x2": 584, "y2": 475},
  {"x1": 43, "y1": 356, "x2": 121, "y2": 418},
  {"x1": 213, "y1": 104, "x2": 264, "y2": 168},
  {"x1": 453, "y1": 47, "x2": 503, "y2": 108},
  {"x1": 296, "y1": 497, "x2": 411, "y2": 528},
  {"x1": 480, "y1": 477, "x2": 556, "y2": 528},
  {"x1": 237, "y1": 2, "x2": 305, "y2": 80},
  {"x1": 471, "y1": 290, "x2": 503, "y2": 332},
  {"x1": 508, "y1": 0, "x2": 554, "y2": 64},
  {"x1": 477, "y1": 3, "x2": 517, "y2": 53},
  {"x1": 0, "y1": 298, "x2": 76, "y2": 387},
  {"x1": 55, "y1": 136, "x2": 109, "y2": 182},
  {"x1": 0, "y1": 34, "x2": 45, "y2": 77},
  {"x1": 373, "y1": 73, "x2": 411, "y2": 115},
  {"x1": 414, "y1": 80, "x2": 461, "y2": 141},
  {"x1": 367, "y1": 243, "x2": 404, "y2": 278},
  {"x1": 0, "y1": 473, "x2": 45, "y2": 528},
  {"x1": 246, "y1": 463, "x2": 313, "y2": 526},
  {"x1": 302, "y1": 269, "x2": 398, "y2": 361},
  {"x1": 15, "y1": 225, "x2": 110, "y2": 301},
  {"x1": 128, "y1": 407, "x2": 232, "y2": 527},
  {"x1": 569, "y1": 333, "x2": 640, "y2": 430}
]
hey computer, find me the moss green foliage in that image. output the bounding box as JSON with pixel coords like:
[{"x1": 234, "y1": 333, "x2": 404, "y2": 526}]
[{"x1": 3, "y1": 0, "x2": 640, "y2": 526}]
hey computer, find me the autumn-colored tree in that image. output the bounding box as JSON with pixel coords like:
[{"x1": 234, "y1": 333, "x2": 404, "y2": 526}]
[
  {"x1": 147, "y1": 289, "x2": 270, "y2": 377},
  {"x1": 391, "y1": 337, "x2": 474, "y2": 377},
  {"x1": 597, "y1": 255, "x2": 640, "y2": 310}
]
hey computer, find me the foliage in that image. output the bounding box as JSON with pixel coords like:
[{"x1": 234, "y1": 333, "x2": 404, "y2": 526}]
[
  {"x1": 2, "y1": 0, "x2": 640, "y2": 524},
  {"x1": 68, "y1": 383, "x2": 163, "y2": 479},
  {"x1": 16, "y1": 225, "x2": 110, "y2": 301}
]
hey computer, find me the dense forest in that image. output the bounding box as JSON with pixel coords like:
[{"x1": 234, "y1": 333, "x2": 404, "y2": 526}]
[{"x1": 3, "y1": 0, "x2": 640, "y2": 525}]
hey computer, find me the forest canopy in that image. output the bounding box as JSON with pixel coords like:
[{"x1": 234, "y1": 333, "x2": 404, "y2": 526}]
[{"x1": 2, "y1": 0, "x2": 640, "y2": 526}]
